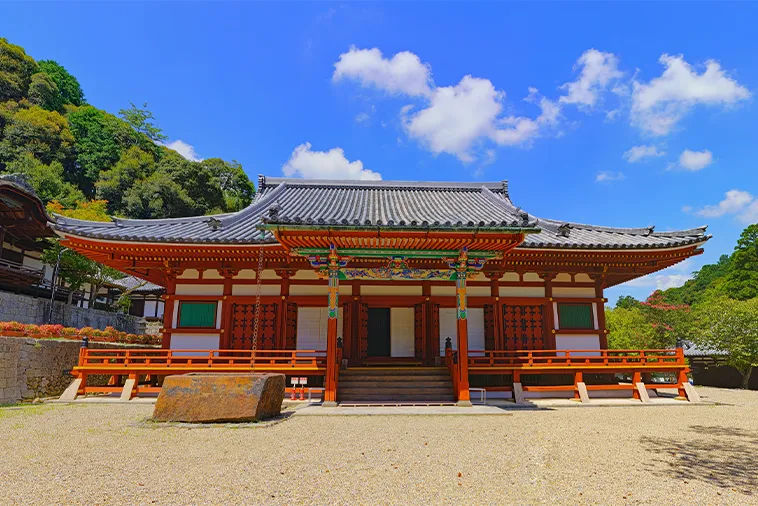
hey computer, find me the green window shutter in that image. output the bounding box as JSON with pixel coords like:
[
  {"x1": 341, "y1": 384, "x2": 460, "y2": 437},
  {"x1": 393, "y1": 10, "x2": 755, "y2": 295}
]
[
  {"x1": 178, "y1": 302, "x2": 217, "y2": 328},
  {"x1": 558, "y1": 304, "x2": 593, "y2": 329}
]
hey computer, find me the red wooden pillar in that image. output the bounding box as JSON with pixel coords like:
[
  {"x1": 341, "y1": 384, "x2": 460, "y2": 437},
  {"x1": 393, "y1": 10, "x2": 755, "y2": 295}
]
[
  {"x1": 161, "y1": 274, "x2": 176, "y2": 349},
  {"x1": 275, "y1": 269, "x2": 291, "y2": 349},
  {"x1": 595, "y1": 277, "x2": 608, "y2": 349},
  {"x1": 219, "y1": 268, "x2": 237, "y2": 349},
  {"x1": 542, "y1": 272, "x2": 557, "y2": 350},
  {"x1": 324, "y1": 246, "x2": 341, "y2": 406},
  {"x1": 454, "y1": 251, "x2": 471, "y2": 406}
]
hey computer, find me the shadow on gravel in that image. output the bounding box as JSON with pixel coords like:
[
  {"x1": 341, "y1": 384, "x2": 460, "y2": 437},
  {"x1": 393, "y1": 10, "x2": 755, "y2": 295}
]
[{"x1": 640, "y1": 425, "x2": 758, "y2": 495}]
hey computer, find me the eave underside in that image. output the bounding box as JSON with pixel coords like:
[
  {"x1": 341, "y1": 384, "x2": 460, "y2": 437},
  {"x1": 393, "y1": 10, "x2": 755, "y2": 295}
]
[{"x1": 59, "y1": 233, "x2": 704, "y2": 288}]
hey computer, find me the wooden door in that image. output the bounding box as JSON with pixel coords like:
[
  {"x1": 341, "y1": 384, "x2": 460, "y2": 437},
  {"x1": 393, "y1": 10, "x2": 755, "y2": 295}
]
[
  {"x1": 502, "y1": 304, "x2": 544, "y2": 351},
  {"x1": 366, "y1": 307, "x2": 391, "y2": 357},
  {"x1": 230, "y1": 302, "x2": 278, "y2": 350}
]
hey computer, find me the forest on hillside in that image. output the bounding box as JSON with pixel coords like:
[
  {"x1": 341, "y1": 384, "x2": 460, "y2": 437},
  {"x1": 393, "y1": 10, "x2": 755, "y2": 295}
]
[
  {"x1": 0, "y1": 37, "x2": 254, "y2": 219},
  {"x1": 606, "y1": 224, "x2": 758, "y2": 388}
]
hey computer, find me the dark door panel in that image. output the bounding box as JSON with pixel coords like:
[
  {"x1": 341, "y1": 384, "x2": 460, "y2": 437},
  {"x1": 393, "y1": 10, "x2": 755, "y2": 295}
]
[{"x1": 367, "y1": 307, "x2": 391, "y2": 357}]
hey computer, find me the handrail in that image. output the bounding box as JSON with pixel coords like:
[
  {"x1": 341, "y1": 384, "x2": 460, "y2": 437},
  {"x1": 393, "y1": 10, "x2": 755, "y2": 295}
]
[
  {"x1": 77, "y1": 348, "x2": 329, "y2": 370},
  {"x1": 466, "y1": 348, "x2": 686, "y2": 368}
]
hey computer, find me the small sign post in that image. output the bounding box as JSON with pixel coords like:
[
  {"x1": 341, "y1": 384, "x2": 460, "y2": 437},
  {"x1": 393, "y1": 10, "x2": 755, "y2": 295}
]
[
  {"x1": 290, "y1": 377, "x2": 300, "y2": 400},
  {"x1": 299, "y1": 377, "x2": 307, "y2": 400}
]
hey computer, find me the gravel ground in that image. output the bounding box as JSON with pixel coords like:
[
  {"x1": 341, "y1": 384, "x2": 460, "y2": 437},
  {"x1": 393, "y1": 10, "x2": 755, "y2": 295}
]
[{"x1": 1, "y1": 386, "x2": 757, "y2": 505}]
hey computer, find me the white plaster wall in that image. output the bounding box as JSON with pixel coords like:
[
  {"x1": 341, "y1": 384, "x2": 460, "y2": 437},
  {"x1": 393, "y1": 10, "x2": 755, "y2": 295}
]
[
  {"x1": 177, "y1": 269, "x2": 200, "y2": 279},
  {"x1": 232, "y1": 284, "x2": 282, "y2": 296},
  {"x1": 143, "y1": 300, "x2": 164, "y2": 319},
  {"x1": 555, "y1": 334, "x2": 600, "y2": 355},
  {"x1": 499, "y1": 286, "x2": 545, "y2": 297},
  {"x1": 203, "y1": 269, "x2": 224, "y2": 279},
  {"x1": 290, "y1": 284, "x2": 328, "y2": 296},
  {"x1": 296, "y1": 307, "x2": 343, "y2": 351},
  {"x1": 554, "y1": 273, "x2": 572, "y2": 282},
  {"x1": 437, "y1": 308, "x2": 485, "y2": 355},
  {"x1": 466, "y1": 286, "x2": 490, "y2": 297},
  {"x1": 175, "y1": 284, "x2": 224, "y2": 296},
  {"x1": 501, "y1": 272, "x2": 520, "y2": 282},
  {"x1": 574, "y1": 273, "x2": 593, "y2": 283},
  {"x1": 439, "y1": 308, "x2": 457, "y2": 354},
  {"x1": 523, "y1": 273, "x2": 543, "y2": 282},
  {"x1": 362, "y1": 285, "x2": 422, "y2": 296},
  {"x1": 390, "y1": 308, "x2": 415, "y2": 357},
  {"x1": 170, "y1": 333, "x2": 220, "y2": 355},
  {"x1": 291, "y1": 270, "x2": 320, "y2": 280},
  {"x1": 431, "y1": 286, "x2": 456, "y2": 297},
  {"x1": 553, "y1": 287, "x2": 596, "y2": 298},
  {"x1": 235, "y1": 269, "x2": 256, "y2": 279}
]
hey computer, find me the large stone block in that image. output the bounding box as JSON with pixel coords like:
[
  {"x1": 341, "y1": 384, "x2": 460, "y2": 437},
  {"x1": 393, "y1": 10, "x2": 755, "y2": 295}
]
[{"x1": 153, "y1": 373, "x2": 285, "y2": 423}]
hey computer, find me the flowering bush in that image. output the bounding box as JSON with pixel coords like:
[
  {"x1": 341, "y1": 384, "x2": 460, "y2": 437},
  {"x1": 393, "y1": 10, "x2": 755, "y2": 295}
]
[{"x1": 0, "y1": 321, "x2": 161, "y2": 346}]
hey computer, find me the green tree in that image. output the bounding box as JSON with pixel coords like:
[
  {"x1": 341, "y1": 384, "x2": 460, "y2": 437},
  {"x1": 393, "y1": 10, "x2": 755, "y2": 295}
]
[
  {"x1": 27, "y1": 72, "x2": 63, "y2": 112},
  {"x1": 122, "y1": 171, "x2": 196, "y2": 219},
  {"x1": 0, "y1": 37, "x2": 38, "y2": 102},
  {"x1": 606, "y1": 306, "x2": 656, "y2": 349},
  {"x1": 724, "y1": 224, "x2": 758, "y2": 301},
  {"x1": 639, "y1": 290, "x2": 692, "y2": 348},
  {"x1": 118, "y1": 102, "x2": 167, "y2": 143},
  {"x1": 201, "y1": 157, "x2": 255, "y2": 211},
  {"x1": 4, "y1": 153, "x2": 83, "y2": 206},
  {"x1": 0, "y1": 104, "x2": 75, "y2": 172},
  {"x1": 614, "y1": 295, "x2": 640, "y2": 310},
  {"x1": 95, "y1": 146, "x2": 155, "y2": 214},
  {"x1": 67, "y1": 105, "x2": 140, "y2": 194},
  {"x1": 37, "y1": 60, "x2": 85, "y2": 106},
  {"x1": 156, "y1": 150, "x2": 224, "y2": 215},
  {"x1": 693, "y1": 297, "x2": 758, "y2": 389}
]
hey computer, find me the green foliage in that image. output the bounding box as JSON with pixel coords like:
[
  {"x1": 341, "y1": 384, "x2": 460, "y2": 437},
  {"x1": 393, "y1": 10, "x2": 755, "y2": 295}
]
[
  {"x1": 606, "y1": 306, "x2": 656, "y2": 349},
  {"x1": 37, "y1": 60, "x2": 84, "y2": 106},
  {"x1": 118, "y1": 101, "x2": 167, "y2": 143},
  {"x1": 0, "y1": 38, "x2": 38, "y2": 102},
  {"x1": 0, "y1": 37, "x2": 254, "y2": 222},
  {"x1": 614, "y1": 295, "x2": 640, "y2": 310},
  {"x1": 66, "y1": 106, "x2": 141, "y2": 194},
  {"x1": 201, "y1": 158, "x2": 255, "y2": 211},
  {"x1": 28, "y1": 72, "x2": 62, "y2": 112},
  {"x1": 724, "y1": 224, "x2": 758, "y2": 301},
  {"x1": 693, "y1": 297, "x2": 758, "y2": 389},
  {"x1": 0, "y1": 104, "x2": 75, "y2": 172},
  {"x1": 5, "y1": 153, "x2": 83, "y2": 206}
]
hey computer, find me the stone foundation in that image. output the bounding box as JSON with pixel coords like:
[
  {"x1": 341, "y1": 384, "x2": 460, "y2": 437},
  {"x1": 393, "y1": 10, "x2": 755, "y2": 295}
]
[{"x1": 0, "y1": 336, "x2": 150, "y2": 404}]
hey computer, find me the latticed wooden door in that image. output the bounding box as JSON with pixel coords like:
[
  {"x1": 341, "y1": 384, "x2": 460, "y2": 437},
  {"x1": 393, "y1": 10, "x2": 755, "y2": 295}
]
[
  {"x1": 284, "y1": 303, "x2": 297, "y2": 349},
  {"x1": 230, "y1": 303, "x2": 278, "y2": 350},
  {"x1": 414, "y1": 303, "x2": 425, "y2": 360},
  {"x1": 502, "y1": 304, "x2": 544, "y2": 351},
  {"x1": 483, "y1": 304, "x2": 496, "y2": 350},
  {"x1": 430, "y1": 303, "x2": 440, "y2": 359},
  {"x1": 359, "y1": 303, "x2": 369, "y2": 359}
]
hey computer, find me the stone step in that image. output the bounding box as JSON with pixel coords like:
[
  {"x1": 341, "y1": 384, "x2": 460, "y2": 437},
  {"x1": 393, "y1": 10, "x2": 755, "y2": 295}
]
[
  {"x1": 340, "y1": 368, "x2": 448, "y2": 376},
  {"x1": 339, "y1": 379, "x2": 452, "y2": 388},
  {"x1": 339, "y1": 386, "x2": 454, "y2": 395},
  {"x1": 339, "y1": 376, "x2": 451, "y2": 383},
  {"x1": 339, "y1": 393, "x2": 456, "y2": 401}
]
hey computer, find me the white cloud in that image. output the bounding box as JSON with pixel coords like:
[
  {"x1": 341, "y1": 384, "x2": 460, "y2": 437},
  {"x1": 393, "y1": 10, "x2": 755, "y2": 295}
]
[
  {"x1": 560, "y1": 49, "x2": 623, "y2": 108},
  {"x1": 678, "y1": 149, "x2": 713, "y2": 171},
  {"x1": 282, "y1": 142, "x2": 382, "y2": 180},
  {"x1": 631, "y1": 54, "x2": 751, "y2": 135},
  {"x1": 623, "y1": 145, "x2": 665, "y2": 163},
  {"x1": 400, "y1": 77, "x2": 559, "y2": 161},
  {"x1": 333, "y1": 47, "x2": 432, "y2": 97},
  {"x1": 334, "y1": 48, "x2": 560, "y2": 162},
  {"x1": 595, "y1": 171, "x2": 625, "y2": 183},
  {"x1": 164, "y1": 140, "x2": 202, "y2": 162},
  {"x1": 626, "y1": 273, "x2": 692, "y2": 290},
  {"x1": 355, "y1": 112, "x2": 370, "y2": 123},
  {"x1": 692, "y1": 189, "x2": 758, "y2": 223}
]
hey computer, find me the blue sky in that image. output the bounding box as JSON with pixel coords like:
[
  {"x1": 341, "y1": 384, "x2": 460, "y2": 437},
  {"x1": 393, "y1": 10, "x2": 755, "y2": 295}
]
[{"x1": 3, "y1": 2, "x2": 757, "y2": 303}]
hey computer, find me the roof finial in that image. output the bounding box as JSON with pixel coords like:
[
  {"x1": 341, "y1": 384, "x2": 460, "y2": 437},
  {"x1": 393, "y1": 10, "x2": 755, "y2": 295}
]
[
  {"x1": 257, "y1": 174, "x2": 266, "y2": 191},
  {"x1": 558, "y1": 223, "x2": 571, "y2": 237}
]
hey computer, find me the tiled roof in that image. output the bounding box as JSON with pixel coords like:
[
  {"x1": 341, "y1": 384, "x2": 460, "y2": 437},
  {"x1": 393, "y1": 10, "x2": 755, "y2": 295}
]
[
  {"x1": 682, "y1": 341, "x2": 727, "y2": 357},
  {"x1": 108, "y1": 275, "x2": 164, "y2": 294},
  {"x1": 51, "y1": 176, "x2": 710, "y2": 250}
]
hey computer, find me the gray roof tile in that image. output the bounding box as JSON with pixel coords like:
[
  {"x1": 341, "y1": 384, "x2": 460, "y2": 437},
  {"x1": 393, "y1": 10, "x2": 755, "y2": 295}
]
[{"x1": 51, "y1": 176, "x2": 709, "y2": 250}]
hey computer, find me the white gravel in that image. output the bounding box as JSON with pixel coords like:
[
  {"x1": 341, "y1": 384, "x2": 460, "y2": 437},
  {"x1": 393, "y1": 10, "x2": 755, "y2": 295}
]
[{"x1": 1, "y1": 386, "x2": 756, "y2": 505}]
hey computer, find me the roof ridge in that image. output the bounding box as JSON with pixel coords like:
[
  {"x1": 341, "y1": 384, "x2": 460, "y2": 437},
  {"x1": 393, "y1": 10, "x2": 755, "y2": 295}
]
[
  {"x1": 479, "y1": 186, "x2": 538, "y2": 228},
  {"x1": 218, "y1": 181, "x2": 289, "y2": 229},
  {"x1": 261, "y1": 177, "x2": 506, "y2": 190}
]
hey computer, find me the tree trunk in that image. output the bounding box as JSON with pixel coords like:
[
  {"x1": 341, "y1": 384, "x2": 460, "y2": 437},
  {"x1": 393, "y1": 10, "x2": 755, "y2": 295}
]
[{"x1": 740, "y1": 366, "x2": 753, "y2": 390}]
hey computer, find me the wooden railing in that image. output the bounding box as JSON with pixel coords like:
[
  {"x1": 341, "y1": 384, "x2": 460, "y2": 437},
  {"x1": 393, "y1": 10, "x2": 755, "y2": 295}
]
[
  {"x1": 466, "y1": 348, "x2": 686, "y2": 370},
  {"x1": 76, "y1": 348, "x2": 328, "y2": 372}
]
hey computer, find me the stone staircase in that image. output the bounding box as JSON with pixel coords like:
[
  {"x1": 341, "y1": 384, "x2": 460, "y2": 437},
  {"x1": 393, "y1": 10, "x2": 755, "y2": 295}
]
[{"x1": 337, "y1": 367, "x2": 454, "y2": 404}]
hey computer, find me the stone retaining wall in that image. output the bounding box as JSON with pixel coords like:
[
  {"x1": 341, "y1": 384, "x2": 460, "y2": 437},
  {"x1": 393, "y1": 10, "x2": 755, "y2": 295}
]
[
  {"x1": 0, "y1": 336, "x2": 150, "y2": 404},
  {"x1": 0, "y1": 291, "x2": 146, "y2": 334}
]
